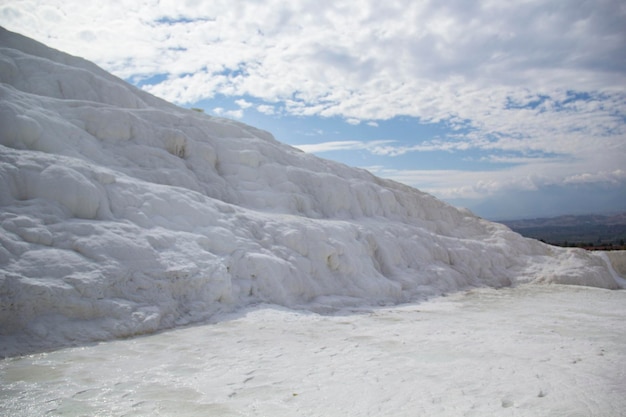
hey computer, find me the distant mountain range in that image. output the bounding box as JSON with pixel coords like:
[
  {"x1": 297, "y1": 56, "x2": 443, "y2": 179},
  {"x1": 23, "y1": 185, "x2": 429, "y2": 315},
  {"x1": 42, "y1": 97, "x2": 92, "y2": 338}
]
[
  {"x1": 501, "y1": 212, "x2": 626, "y2": 228},
  {"x1": 500, "y1": 213, "x2": 626, "y2": 248}
]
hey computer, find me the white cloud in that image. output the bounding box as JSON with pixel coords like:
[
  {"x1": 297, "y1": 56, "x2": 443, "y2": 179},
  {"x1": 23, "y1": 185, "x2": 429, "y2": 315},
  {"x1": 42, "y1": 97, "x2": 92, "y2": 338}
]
[
  {"x1": 563, "y1": 170, "x2": 626, "y2": 185},
  {"x1": 224, "y1": 109, "x2": 244, "y2": 119},
  {"x1": 365, "y1": 160, "x2": 626, "y2": 202},
  {"x1": 6, "y1": 1, "x2": 624, "y2": 112},
  {"x1": 296, "y1": 140, "x2": 394, "y2": 154},
  {"x1": 235, "y1": 99, "x2": 253, "y2": 109},
  {"x1": 2, "y1": 0, "x2": 625, "y2": 205},
  {"x1": 256, "y1": 104, "x2": 276, "y2": 115},
  {"x1": 212, "y1": 107, "x2": 243, "y2": 119},
  {"x1": 364, "y1": 166, "x2": 539, "y2": 200}
]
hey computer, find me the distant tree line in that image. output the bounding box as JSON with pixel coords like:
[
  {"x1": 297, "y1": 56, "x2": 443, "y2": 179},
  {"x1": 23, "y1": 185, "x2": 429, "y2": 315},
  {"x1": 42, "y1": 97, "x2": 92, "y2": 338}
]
[{"x1": 543, "y1": 239, "x2": 626, "y2": 251}]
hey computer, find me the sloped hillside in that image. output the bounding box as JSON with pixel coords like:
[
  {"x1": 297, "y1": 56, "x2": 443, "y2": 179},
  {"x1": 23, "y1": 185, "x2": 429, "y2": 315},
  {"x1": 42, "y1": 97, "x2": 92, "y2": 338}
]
[{"x1": 0, "y1": 27, "x2": 621, "y2": 355}]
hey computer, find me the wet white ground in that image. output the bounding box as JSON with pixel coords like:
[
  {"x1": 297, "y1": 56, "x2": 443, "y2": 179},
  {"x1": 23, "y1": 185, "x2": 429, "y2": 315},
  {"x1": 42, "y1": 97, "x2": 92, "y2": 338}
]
[{"x1": 2, "y1": 284, "x2": 625, "y2": 417}]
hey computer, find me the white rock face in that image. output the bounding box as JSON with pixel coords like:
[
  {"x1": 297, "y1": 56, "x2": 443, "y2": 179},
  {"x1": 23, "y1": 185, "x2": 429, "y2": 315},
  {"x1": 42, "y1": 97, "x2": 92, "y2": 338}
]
[{"x1": 0, "y1": 27, "x2": 622, "y2": 355}]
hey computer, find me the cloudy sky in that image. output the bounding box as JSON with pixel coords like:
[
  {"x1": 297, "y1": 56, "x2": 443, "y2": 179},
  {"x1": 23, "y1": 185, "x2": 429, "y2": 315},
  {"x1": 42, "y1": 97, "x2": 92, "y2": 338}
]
[{"x1": 2, "y1": 0, "x2": 625, "y2": 219}]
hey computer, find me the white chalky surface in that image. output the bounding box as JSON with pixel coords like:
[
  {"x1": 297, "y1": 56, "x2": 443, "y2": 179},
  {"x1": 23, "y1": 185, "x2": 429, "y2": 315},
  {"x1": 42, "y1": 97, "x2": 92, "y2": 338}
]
[{"x1": 2, "y1": 285, "x2": 625, "y2": 417}]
